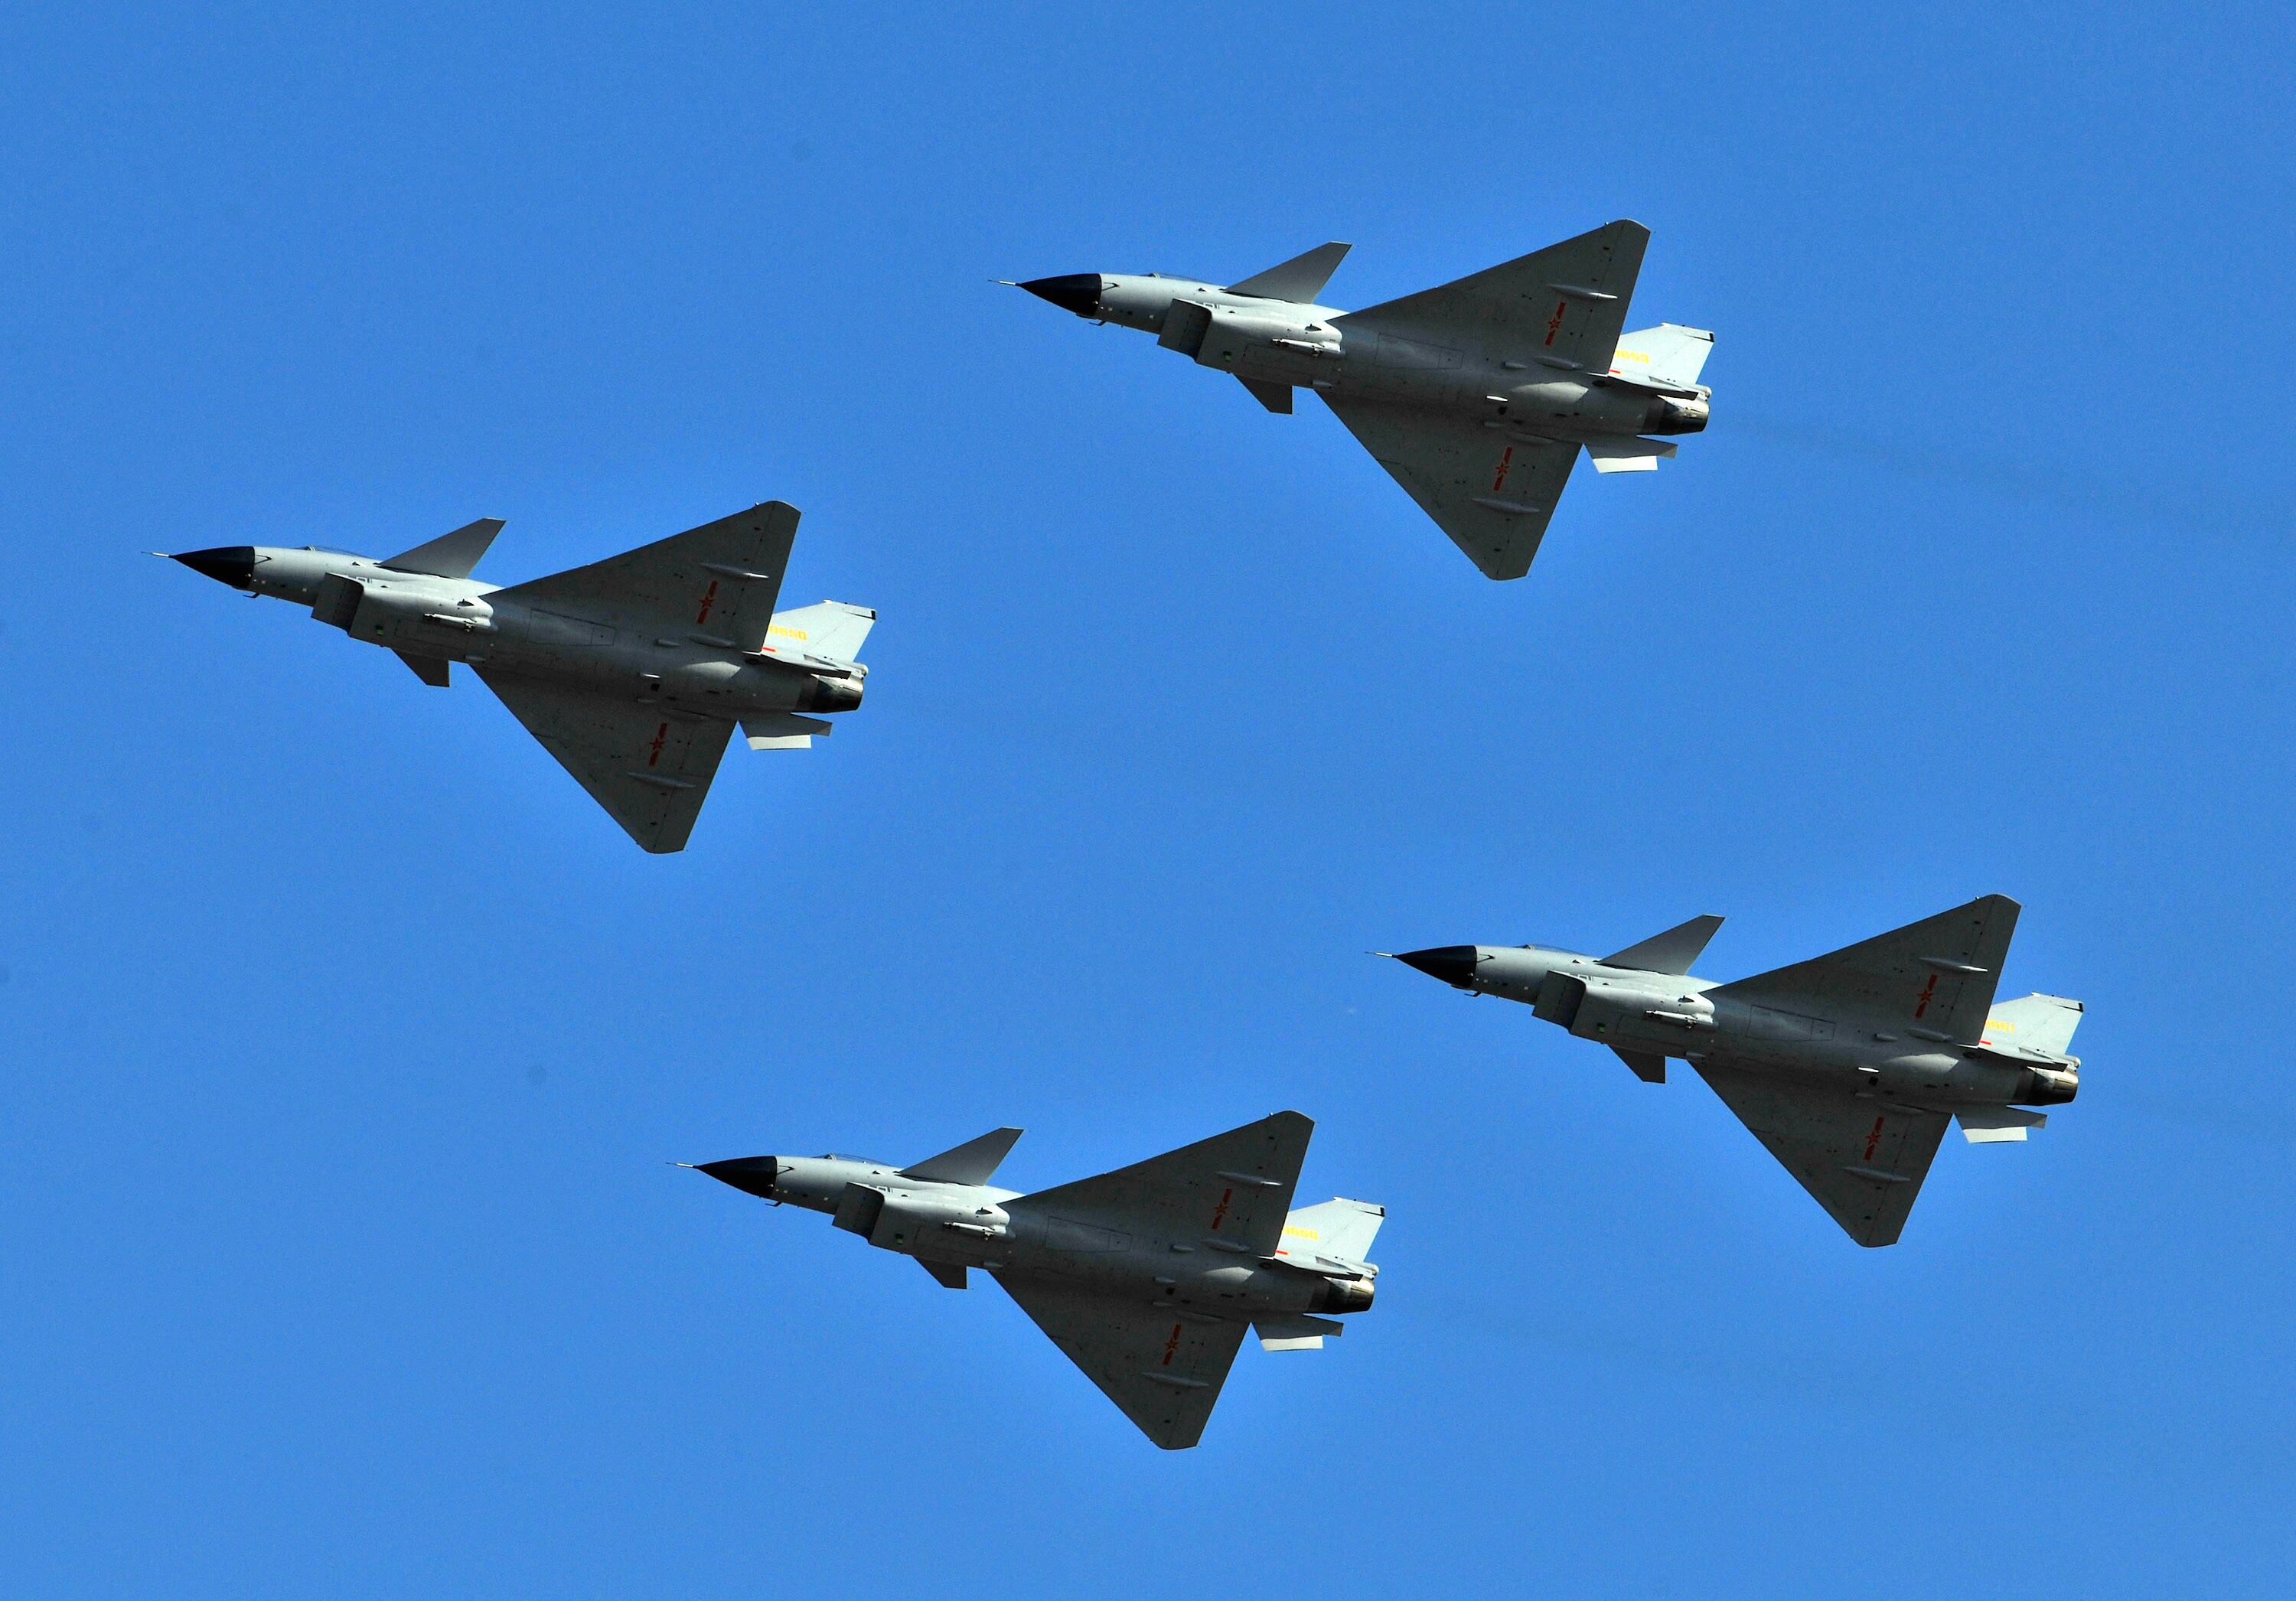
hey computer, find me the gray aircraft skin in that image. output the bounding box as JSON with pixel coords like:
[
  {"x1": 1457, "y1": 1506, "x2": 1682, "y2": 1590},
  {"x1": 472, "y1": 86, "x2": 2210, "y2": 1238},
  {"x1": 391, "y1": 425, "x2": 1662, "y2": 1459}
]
[
  {"x1": 1019, "y1": 220, "x2": 1713, "y2": 579},
  {"x1": 1385, "y1": 895, "x2": 2082, "y2": 1247},
  {"x1": 168, "y1": 502, "x2": 872, "y2": 853},
  {"x1": 694, "y1": 1112, "x2": 1383, "y2": 1449}
]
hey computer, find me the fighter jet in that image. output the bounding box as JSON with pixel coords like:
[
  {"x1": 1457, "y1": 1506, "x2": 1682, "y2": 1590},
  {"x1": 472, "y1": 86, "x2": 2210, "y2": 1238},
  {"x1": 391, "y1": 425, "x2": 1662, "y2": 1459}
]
[
  {"x1": 167, "y1": 502, "x2": 872, "y2": 853},
  {"x1": 693, "y1": 1111, "x2": 1382, "y2": 1449},
  {"x1": 1018, "y1": 220, "x2": 1712, "y2": 580},
  {"x1": 1384, "y1": 895, "x2": 2081, "y2": 1247}
]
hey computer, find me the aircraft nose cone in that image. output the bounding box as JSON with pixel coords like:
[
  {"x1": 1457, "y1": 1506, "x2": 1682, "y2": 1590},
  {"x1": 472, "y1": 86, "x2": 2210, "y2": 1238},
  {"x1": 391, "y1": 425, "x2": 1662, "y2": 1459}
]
[
  {"x1": 1392, "y1": 946, "x2": 1480, "y2": 988},
  {"x1": 1019, "y1": 273, "x2": 1103, "y2": 318},
  {"x1": 696, "y1": 1157, "x2": 782, "y2": 1201},
  {"x1": 172, "y1": 546, "x2": 257, "y2": 590}
]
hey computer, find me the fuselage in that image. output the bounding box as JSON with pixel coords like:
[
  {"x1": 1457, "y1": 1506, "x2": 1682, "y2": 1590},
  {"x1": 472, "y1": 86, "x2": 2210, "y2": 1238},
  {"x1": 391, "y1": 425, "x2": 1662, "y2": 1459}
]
[
  {"x1": 734, "y1": 1153, "x2": 1375, "y2": 1320},
  {"x1": 1025, "y1": 271, "x2": 1709, "y2": 439},
  {"x1": 179, "y1": 544, "x2": 862, "y2": 722},
  {"x1": 1398, "y1": 943, "x2": 2079, "y2": 1109}
]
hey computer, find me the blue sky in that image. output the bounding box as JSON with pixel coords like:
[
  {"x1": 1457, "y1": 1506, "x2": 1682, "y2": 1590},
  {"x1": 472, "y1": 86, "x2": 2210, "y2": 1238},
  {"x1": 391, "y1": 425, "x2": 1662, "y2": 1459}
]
[{"x1": 3, "y1": 3, "x2": 2291, "y2": 1595}]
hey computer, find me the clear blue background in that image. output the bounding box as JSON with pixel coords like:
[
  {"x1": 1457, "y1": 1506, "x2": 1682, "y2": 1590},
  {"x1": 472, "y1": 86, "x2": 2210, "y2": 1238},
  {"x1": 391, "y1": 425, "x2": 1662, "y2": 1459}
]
[{"x1": 4, "y1": 5, "x2": 2291, "y2": 1595}]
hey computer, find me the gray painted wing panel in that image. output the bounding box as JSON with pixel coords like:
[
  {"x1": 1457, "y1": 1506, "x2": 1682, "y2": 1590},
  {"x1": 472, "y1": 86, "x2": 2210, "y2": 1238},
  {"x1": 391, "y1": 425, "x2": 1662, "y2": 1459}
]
[
  {"x1": 1345, "y1": 220, "x2": 1649, "y2": 370},
  {"x1": 994, "y1": 1275, "x2": 1247, "y2": 1449},
  {"x1": 1692, "y1": 1062, "x2": 1949, "y2": 1247},
  {"x1": 1011, "y1": 1112, "x2": 1310, "y2": 1256},
  {"x1": 1714, "y1": 895, "x2": 2019, "y2": 1042},
  {"x1": 491, "y1": 502, "x2": 799, "y2": 651},
  {"x1": 475, "y1": 670, "x2": 732, "y2": 853},
  {"x1": 1321, "y1": 396, "x2": 1577, "y2": 579}
]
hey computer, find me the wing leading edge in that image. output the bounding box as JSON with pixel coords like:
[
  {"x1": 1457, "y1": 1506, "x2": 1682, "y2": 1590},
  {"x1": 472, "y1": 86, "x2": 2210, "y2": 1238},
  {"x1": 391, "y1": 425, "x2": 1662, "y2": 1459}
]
[
  {"x1": 994, "y1": 1275, "x2": 1248, "y2": 1449},
  {"x1": 1344, "y1": 220, "x2": 1650, "y2": 372},
  {"x1": 490, "y1": 502, "x2": 801, "y2": 652},
  {"x1": 1693, "y1": 1062, "x2": 1951, "y2": 1247},
  {"x1": 475, "y1": 670, "x2": 734, "y2": 853},
  {"x1": 1714, "y1": 895, "x2": 2020, "y2": 1043},
  {"x1": 1321, "y1": 396, "x2": 1580, "y2": 580},
  {"x1": 1009, "y1": 1111, "x2": 1313, "y2": 1256}
]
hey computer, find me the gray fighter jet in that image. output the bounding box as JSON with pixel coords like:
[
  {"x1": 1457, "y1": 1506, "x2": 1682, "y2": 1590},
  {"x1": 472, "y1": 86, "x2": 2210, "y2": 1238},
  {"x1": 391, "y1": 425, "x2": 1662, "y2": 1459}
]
[
  {"x1": 1019, "y1": 220, "x2": 1712, "y2": 579},
  {"x1": 1385, "y1": 895, "x2": 2082, "y2": 1246},
  {"x1": 168, "y1": 503, "x2": 871, "y2": 853},
  {"x1": 694, "y1": 1112, "x2": 1382, "y2": 1449}
]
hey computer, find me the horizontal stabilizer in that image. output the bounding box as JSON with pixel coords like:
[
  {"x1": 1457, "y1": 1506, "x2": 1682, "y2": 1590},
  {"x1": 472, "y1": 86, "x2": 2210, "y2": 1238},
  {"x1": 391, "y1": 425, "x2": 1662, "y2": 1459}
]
[
  {"x1": 1603, "y1": 914, "x2": 1724, "y2": 975},
  {"x1": 1956, "y1": 1106, "x2": 2048, "y2": 1143},
  {"x1": 902, "y1": 1127, "x2": 1023, "y2": 1185},
  {"x1": 1226, "y1": 241, "x2": 1350, "y2": 303},
  {"x1": 1254, "y1": 1312, "x2": 1343, "y2": 1351},
  {"x1": 383, "y1": 517, "x2": 504, "y2": 579}
]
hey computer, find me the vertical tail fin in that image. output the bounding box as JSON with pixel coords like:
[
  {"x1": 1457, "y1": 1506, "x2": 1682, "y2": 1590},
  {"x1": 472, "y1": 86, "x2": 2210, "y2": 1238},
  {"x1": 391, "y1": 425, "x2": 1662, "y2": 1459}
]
[
  {"x1": 1609, "y1": 324, "x2": 1715, "y2": 390},
  {"x1": 1277, "y1": 1198, "x2": 1384, "y2": 1266},
  {"x1": 768, "y1": 600, "x2": 876, "y2": 661},
  {"x1": 1982, "y1": 994, "x2": 2084, "y2": 1057}
]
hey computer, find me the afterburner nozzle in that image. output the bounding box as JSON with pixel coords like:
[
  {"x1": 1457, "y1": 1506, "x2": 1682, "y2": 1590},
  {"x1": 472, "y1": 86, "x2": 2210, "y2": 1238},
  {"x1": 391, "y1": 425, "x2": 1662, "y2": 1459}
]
[
  {"x1": 2022, "y1": 1066, "x2": 2079, "y2": 1105},
  {"x1": 172, "y1": 546, "x2": 258, "y2": 590},
  {"x1": 1019, "y1": 274, "x2": 1104, "y2": 318}
]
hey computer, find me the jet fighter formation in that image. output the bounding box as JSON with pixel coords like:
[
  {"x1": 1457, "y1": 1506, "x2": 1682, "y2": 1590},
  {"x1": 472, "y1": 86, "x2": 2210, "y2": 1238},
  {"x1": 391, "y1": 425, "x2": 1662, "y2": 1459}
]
[
  {"x1": 1387, "y1": 895, "x2": 2082, "y2": 1246},
  {"x1": 694, "y1": 1113, "x2": 1380, "y2": 1449},
  {"x1": 1020, "y1": 220, "x2": 1714, "y2": 579},
  {"x1": 159, "y1": 215, "x2": 2088, "y2": 1449},
  {"x1": 170, "y1": 502, "x2": 872, "y2": 852}
]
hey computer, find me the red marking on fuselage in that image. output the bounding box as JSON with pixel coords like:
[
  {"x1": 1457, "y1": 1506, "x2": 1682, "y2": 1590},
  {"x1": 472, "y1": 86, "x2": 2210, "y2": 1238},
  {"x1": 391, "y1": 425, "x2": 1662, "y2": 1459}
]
[
  {"x1": 647, "y1": 722, "x2": 670, "y2": 766},
  {"x1": 1492, "y1": 445, "x2": 1515, "y2": 491},
  {"x1": 1543, "y1": 299, "x2": 1568, "y2": 346},
  {"x1": 1208, "y1": 1187, "x2": 1234, "y2": 1231},
  {"x1": 695, "y1": 580, "x2": 720, "y2": 625},
  {"x1": 1161, "y1": 1324, "x2": 1183, "y2": 1365},
  {"x1": 1913, "y1": 974, "x2": 1938, "y2": 1018},
  {"x1": 1864, "y1": 1115, "x2": 1886, "y2": 1160}
]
